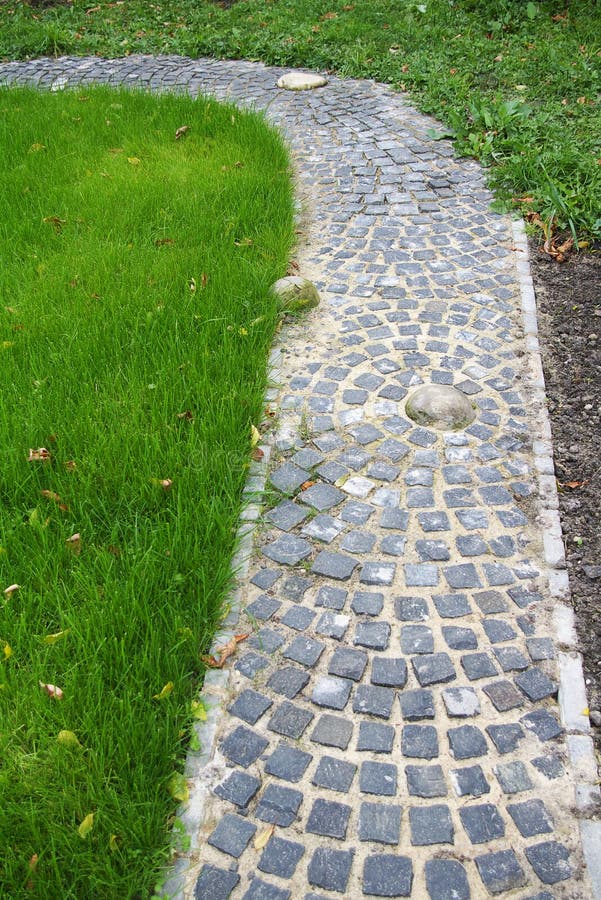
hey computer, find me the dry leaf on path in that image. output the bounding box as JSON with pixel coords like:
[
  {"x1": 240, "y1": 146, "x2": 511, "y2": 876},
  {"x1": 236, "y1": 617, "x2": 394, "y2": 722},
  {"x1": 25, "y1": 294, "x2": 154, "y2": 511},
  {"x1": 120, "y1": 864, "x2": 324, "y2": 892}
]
[
  {"x1": 254, "y1": 824, "x2": 275, "y2": 850},
  {"x1": 202, "y1": 633, "x2": 249, "y2": 668}
]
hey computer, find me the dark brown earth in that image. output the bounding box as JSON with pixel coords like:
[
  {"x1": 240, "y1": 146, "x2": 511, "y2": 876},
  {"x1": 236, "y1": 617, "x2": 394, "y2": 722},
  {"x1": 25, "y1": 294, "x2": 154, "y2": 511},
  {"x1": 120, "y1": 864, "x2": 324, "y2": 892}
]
[{"x1": 532, "y1": 243, "x2": 601, "y2": 739}]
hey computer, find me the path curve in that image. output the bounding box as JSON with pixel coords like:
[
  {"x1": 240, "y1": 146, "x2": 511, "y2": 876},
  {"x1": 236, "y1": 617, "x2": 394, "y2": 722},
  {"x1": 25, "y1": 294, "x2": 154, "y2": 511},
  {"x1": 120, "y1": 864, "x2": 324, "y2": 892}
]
[{"x1": 1, "y1": 55, "x2": 599, "y2": 900}]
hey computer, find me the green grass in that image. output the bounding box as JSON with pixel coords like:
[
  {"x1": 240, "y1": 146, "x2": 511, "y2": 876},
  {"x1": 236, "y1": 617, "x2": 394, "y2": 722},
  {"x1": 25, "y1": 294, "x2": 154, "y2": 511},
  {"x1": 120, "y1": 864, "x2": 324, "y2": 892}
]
[
  {"x1": 0, "y1": 86, "x2": 294, "y2": 898},
  {"x1": 1, "y1": 0, "x2": 599, "y2": 239}
]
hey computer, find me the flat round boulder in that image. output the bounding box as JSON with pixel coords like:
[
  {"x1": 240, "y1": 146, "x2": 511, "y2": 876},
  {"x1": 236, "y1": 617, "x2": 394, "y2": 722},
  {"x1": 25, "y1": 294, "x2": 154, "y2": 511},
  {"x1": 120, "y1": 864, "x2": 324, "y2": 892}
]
[
  {"x1": 405, "y1": 384, "x2": 475, "y2": 430},
  {"x1": 271, "y1": 276, "x2": 321, "y2": 314},
  {"x1": 277, "y1": 72, "x2": 328, "y2": 91}
]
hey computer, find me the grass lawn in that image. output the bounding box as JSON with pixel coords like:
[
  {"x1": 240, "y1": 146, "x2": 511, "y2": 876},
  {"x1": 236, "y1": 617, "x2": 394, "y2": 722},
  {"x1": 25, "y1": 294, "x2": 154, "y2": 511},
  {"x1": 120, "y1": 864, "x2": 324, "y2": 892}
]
[
  {"x1": 0, "y1": 86, "x2": 294, "y2": 898},
  {"x1": 0, "y1": 0, "x2": 600, "y2": 240}
]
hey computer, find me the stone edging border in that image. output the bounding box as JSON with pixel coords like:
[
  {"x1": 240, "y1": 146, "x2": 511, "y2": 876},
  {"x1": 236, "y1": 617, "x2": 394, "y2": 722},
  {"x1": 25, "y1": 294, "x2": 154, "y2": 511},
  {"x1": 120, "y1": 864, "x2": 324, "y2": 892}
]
[{"x1": 511, "y1": 218, "x2": 601, "y2": 898}]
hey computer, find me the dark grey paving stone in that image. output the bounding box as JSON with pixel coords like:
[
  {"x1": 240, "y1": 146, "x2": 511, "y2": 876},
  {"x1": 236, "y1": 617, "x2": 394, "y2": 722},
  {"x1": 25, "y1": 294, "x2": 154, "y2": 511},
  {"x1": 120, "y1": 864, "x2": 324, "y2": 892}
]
[
  {"x1": 278, "y1": 575, "x2": 311, "y2": 603},
  {"x1": 520, "y1": 708, "x2": 563, "y2": 742},
  {"x1": 311, "y1": 714, "x2": 353, "y2": 750},
  {"x1": 302, "y1": 514, "x2": 345, "y2": 543},
  {"x1": 266, "y1": 500, "x2": 310, "y2": 532},
  {"x1": 301, "y1": 482, "x2": 345, "y2": 511},
  {"x1": 432, "y1": 593, "x2": 472, "y2": 618},
  {"x1": 244, "y1": 876, "x2": 290, "y2": 898},
  {"x1": 483, "y1": 679, "x2": 524, "y2": 711},
  {"x1": 340, "y1": 499, "x2": 375, "y2": 524},
  {"x1": 412, "y1": 652, "x2": 456, "y2": 686},
  {"x1": 495, "y1": 760, "x2": 533, "y2": 794},
  {"x1": 401, "y1": 725, "x2": 439, "y2": 759},
  {"x1": 409, "y1": 804, "x2": 454, "y2": 845},
  {"x1": 329, "y1": 646, "x2": 369, "y2": 682},
  {"x1": 312, "y1": 550, "x2": 358, "y2": 581},
  {"x1": 315, "y1": 584, "x2": 347, "y2": 610},
  {"x1": 482, "y1": 618, "x2": 517, "y2": 643},
  {"x1": 353, "y1": 684, "x2": 396, "y2": 719},
  {"x1": 312, "y1": 755, "x2": 357, "y2": 793},
  {"x1": 524, "y1": 841, "x2": 572, "y2": 884},
  {"x1": 246, "y1": 596, "x2": 281, "y2": 622},
  {"x1": 461, "y1": 652, "x2": 498, "y2": 681},
  {"x1": 249, "y1": 627, "x2": 286, "y2": 653},
  {"x1": 404, "y1": 563, "x2": 439, "y2": 587},
  {"x1": 380, "y1": 508, "x2": 409, "y2": 530},
  {"x1": 486, "y1": 723, "x2": 524, "y2": 753},
  {"x1": 363, "y1": 854, "x2": 413, "y2": 897},
  {"x1": 357, "y1": 721, "x2": 395, "y2": 753},
  {"x1": 208, "y1": 813, "x2": 256, "y2": 858},
  {"x1": 405, "y1": 764, "x2": 447, "y2": 798},
  {"x1": 308, "y1": 847, "x2": 354, "y2": 894},
  {"x1": 418, "y1": 511, "x2": 451, "y2": 532},
  {"x1": 415, "y1": 539, "x2": 450, "y2": 561},
  {"x1": 251, "y1": 569, "x2": 281, "y2": 590},
  {"x1": 514, "y1": 667, "x2": 558, "y2": 701},
  {"x1": 401, "y1": 624, "x2": 434, "y2": 654},
  {"x1": 380, "y1": 534, "x2": 407, "y2": 556},
  {"x1": 473, "y1": 590, "x2": 508, "y2": 614},
  {"x1": 268, "y1": 701, "x2": 314, "y2": 739},
  {"x1": 395, "y1": 596, "x2": 429, "y2": 621},
  {"x1": 442, "y1": 626, "x2": 477, "y2": 650},
  {"x1": 264, "y1": 743, "x2": 312, "y2": 783},
  {"x1": 444, "y1": 489, "x2": 477, "y2": 509},
  {"x1": 229, "y1": 689, "x2": 273, "y2": 725},
  {"x1": 442, "y1": 687, "x2": 480, "y2": 717},
  {"x1": 317, "y1": 460, "x2": 349, "y2": 483},
  {"x1": 399, "y1": 689, "x2": 435, "y2": 721},
  {"x1": 221, "y1": 725, "x2": 269, "y2": 769},
  {"x1": 459, "y1": 803, "x2": 505, "y2": 844},
  {"x1": 425, "y1": 860, "x2": 469, "y2": 900},
  {"x1": 267, "y1": 666, "x2": 310, "y2": 699},
  {"x1": 451, "y1": 764, "x2": 491, "y2": 797},
  {"x1": 456, "y1": 534, "x2": 487, "y2": 556},
  {"x1": 360, "y1": 561, "x2": 397, "y2": 586},
  {"x1": 354, "y1": 620, "x2": 391, "y2": 650},
  {"x1": 280, "y1": 606, "x2": 315, "y2": 632},
  {"x1": 352, "y1": 590, "x2": 384, "y2": 616},
  {"x1": 371, "y1": 657, "x2": 408, "y2": 688},
  {"x1": 306, "y1": 797, "x2": 352, "y2": 839},
  {"x1": 283, "y1": 636, "x2": 325, "y2": 667},
  {"x1": 214, "y1": 770, "x2": 261, "y2": 809},
  {"x1": 360, "y1": 761, "x2": 398, "y2": 796},
  {"x1": 194, "y1": 864, "x2": 239, "y2": 900},
  {"x1": 508, "y1": 585, "x2": 543, "y2": 608},
  {"x1": 256, "y1": 784, "x2": 303, "y2": 827},
  {"x1": 339, "y1": 446, "x2": 371, "y2": 469},
  {"x1": 448, "y1": 725, "x2": 488, "y2": 760},
  {"x1": 292, "y1": 447, "x2": 324, "y2": 469},
  {"x1": 359, "y1": 801, "x2": 402, "y2": 844},
  {"x1": 507, "y1": 799, "x2": 553, "y2": 837},
  {"x1": 262, "y1": 535, "x2": 312, "y2": 566},
  {"x1": 475, "y1": 849, "x2": 527, "y2": 894},
  {"x1": 236, "y1": 651, "x2": 270, "y2": 679},
  {"x1": 526, "y1": 637, "x2": 556, "y2": 661},
  {"x1": 341, "y1": 530, "x2": 377, "y2": 554},
  {"x1": 532, "y1": 755, "x2": 564, "y2": 779},
  {"x1": 315, "y1": 611, "x2": 350, "y2": 640},
  {"x1": 493, "y1": 645, "x2": 529, "y2": 672},
  {"x1": 443, "y1": 563, "x2": 481, "y2": 589},
  {"x1": 483, "y1": 562, "x2": 515, "y2": 586},
  {"x1": 270, "y1": 462, "x2": 311, "y2": 494},
  {"x1": 312, "y1": 675, "x2": 354, "y2": 711},
  {"x1": 258, "y1": 835, "x2": 305, "y2": 879}
]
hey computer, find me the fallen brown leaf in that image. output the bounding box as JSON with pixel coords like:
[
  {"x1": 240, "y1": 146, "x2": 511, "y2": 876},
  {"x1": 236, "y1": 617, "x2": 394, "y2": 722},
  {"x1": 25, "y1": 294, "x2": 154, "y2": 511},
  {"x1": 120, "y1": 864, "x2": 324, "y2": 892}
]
[
  {"x1": 40, "y1": 490, "x2": 68, "y2": 512},
  {"x1": 251, "y1": 447, "x2": 264, "y2": 461},
  {"x1": 4, "y1": 584, "x2": 20, "y2": 597},
  {"x1": 202, "y1": 633, "x2": 250, "y2": 668},
  {"x1": 176, "y1": 410, "x2": 194, "y2": 421},
  {"x1": 558, "y1": 479, "x2": 589, "y2": 489},
  {"x1": 28, "y1": 447, "x2": 51, "y2": 462},
  {"x1": 301, "y1": 480, "x2": 317, "y2": 491},
  {"x1": 175, "y1": 125, "x2": 190, "y2": 140},
  {"x1": 39, "y1": 681, "x2": 64, "y2": 700}
]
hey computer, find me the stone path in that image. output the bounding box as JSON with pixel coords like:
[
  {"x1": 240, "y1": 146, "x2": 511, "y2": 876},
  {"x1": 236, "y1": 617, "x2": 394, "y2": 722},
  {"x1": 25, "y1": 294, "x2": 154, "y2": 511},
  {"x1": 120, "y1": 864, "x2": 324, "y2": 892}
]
[{"x1": 1, "y1": 55, "x2": 599, "y2": 900}]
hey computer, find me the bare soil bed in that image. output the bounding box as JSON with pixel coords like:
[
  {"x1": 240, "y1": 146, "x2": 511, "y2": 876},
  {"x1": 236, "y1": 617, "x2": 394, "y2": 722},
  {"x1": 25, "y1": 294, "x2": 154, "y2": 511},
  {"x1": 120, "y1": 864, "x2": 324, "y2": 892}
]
[{"x1": 532, "y1": 244, "x2": 601, "y2": 742}]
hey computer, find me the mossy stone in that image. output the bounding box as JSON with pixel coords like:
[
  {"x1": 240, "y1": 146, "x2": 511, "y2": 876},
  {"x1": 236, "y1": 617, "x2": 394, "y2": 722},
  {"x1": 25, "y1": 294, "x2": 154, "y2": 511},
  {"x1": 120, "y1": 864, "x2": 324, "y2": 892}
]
[
  {"x1": 405, "y1": 384, "x2": 475, "y2": 430},
  {"x1": 271, "y1": 276, "x2": 321, "y2": 315}
]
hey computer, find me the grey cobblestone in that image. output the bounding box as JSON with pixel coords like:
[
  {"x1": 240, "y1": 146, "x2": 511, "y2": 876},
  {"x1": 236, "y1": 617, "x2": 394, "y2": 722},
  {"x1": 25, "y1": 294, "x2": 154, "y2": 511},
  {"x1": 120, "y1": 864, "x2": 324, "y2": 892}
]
[{"x1": 9, "y1": 54, "x2": 590, "y2": 899}]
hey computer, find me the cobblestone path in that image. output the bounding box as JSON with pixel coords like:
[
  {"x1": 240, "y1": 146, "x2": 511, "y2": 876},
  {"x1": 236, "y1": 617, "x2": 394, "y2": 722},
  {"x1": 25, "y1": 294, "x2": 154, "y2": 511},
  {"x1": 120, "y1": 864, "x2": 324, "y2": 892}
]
[{"x1": 1, "y1": 56, "x2": 599, "y2": 900}]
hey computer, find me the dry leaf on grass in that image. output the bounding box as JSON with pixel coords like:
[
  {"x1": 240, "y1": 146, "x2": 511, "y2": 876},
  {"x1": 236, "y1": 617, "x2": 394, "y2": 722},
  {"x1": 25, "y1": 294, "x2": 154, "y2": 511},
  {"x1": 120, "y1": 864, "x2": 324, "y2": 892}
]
[
  {"x1": 39, "y1": 681, "x2": 64, "y2": 700},
  {"x1": 40, "y1": 490, "x2": 68, "y2": 512},
  {"x1": 28, "y1": 448, "x2": 51, "y2": 462},
  {"x1": 4, "y1": 583, "x2": 20, "y2": 597},
  {"x1": 153, "y1": 681, "x2": 174, "y2": 701},
  {"x1": 175, "y1": 125, "x2": 189, "y2": 140},
  {"x1": 78, "y1": 813, "x2": 95, "y2": 839}
]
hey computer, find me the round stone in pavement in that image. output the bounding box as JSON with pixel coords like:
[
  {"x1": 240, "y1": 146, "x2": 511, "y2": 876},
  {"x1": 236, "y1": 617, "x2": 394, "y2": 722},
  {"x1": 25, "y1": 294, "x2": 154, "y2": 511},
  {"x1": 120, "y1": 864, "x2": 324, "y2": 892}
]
[
  {"x1": 276, "y1": 72, "x2": 328, "y2": 90},
  {"x1": 405, "y1": 384, "x2": 476, "y2": 430}
]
